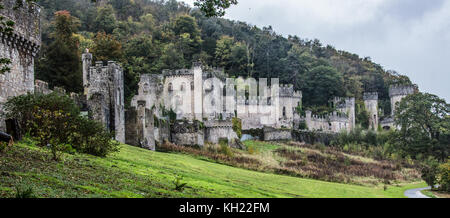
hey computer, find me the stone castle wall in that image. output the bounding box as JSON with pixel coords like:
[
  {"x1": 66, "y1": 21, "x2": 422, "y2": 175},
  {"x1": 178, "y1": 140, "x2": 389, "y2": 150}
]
[
  {"x1": 0, "y1": 0, "x2": 41, "y2": 131},
  {"x1": 364, "y1": 92, "x2": 379, "y2": 131},
  {"x1": 263, "y1": 127, "x2": 292, "y2": 141},
  {"x1": 82, "y1": 51, "x2": 125, "y2": 143},
  {"x1": 204, "y1": 120, "x2": 238, "y2": 144}
]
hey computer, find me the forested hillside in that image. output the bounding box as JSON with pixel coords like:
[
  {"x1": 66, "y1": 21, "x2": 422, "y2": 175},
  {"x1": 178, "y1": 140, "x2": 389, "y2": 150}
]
[{"x1": 35, "y1": 0, "x2": 415, "y2": 118}]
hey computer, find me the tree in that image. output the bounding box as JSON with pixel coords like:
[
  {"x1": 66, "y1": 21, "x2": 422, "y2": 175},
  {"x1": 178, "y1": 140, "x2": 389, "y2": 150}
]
[
  {"x1": 171, "y1": 15, "x2": 203, "y2": 65},
  {"x1": 158, "y1": 43, "x2": 185, "y2": 70},
  {"x1": 302, "y1": 66, "x2": 345, "y2": 106},
  {"x1": 91, "y1": 32, "x2": 123, "y2": 62},
  {"x1": 214, "y1": 36, "x2": 249, "y2": 76},
  {"x1": 36, "y1": 10, "x2": 82, "y2": 93},
  {"x1": 194, "y1": 0, "x2": 238, "y2": 17},
  {"x1": 393, "y1": 93, "x2": 450, "y2": 161},
  {"x1": 215, "y1": 35, "x2": 234, "y2": 68},
  {"x1": 437, "y1": 160, "x2": 450, "y2": 192},
  {"x1": 94, "y1": 4, "x2": 117, "y2": 34},
  {"x1": 355, "y1": 101, "x2": 370, "y2": 129}
]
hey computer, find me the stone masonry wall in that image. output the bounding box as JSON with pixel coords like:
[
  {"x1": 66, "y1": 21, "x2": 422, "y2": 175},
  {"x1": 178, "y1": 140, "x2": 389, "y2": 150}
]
[{"x1": 0, "y1": 0, "x2": 41, "y2": 131}]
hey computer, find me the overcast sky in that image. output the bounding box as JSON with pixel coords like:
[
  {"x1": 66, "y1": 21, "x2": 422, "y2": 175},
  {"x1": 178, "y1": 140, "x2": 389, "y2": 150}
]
[{"x1": 182, "y1": 0, "x2": 450, "y2": 102}]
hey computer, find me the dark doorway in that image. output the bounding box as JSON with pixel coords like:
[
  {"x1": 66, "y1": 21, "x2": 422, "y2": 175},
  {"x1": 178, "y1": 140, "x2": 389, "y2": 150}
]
[{"x1": 5, "y1": 119, "x2": 21, "y2": 141}]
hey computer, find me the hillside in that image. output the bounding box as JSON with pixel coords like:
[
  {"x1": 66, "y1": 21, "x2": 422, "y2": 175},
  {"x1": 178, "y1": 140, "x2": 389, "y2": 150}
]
[
  {"x1": 0, "y1": 140, "x2": 425, "y2": 198},
  {"x1": 35, "y1": 0, "x2": 416, "y2": 117}
]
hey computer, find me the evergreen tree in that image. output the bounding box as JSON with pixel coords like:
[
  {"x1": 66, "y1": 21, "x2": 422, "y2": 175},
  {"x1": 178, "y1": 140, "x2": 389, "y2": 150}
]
[{"x1": 36, "y1": 10, "x2": 82, "y2": 93}]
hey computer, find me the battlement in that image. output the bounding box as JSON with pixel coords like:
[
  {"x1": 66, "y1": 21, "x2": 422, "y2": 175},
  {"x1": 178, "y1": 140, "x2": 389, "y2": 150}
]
[
  {"x1": 34, "y1": 80, "x2": 51, "y2": 94},
  {"x1": 204, "y1": 119, "x2": 233, "y2": 128},
  {"x1": 363, "y1": 92, "x2": 378, "y2": 100},
  {"x1": 139, "y1": 74, "x2": 163, "y2": 85},
  {"x1": 0, "y1": 0, "x2": 41, "y2": 55},
  {"x1": 305, "y1": 110, "x2": 348, "y2": 122},
  {"x1": 389, "y1": 85, "x2": 415, "y2": 97},
  {"x1": 93, "y1": 60, "x2": 122, "y2": 69},
  {"x1": 332, "y1": 97, "x2": 355, "y2": 108},
  {"x1": 162, "y1": 69, "x2": 193, "y2": 77}
]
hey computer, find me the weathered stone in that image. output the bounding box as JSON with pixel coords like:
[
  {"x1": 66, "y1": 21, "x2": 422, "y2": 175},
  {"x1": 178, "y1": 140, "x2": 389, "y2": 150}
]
[
  {"x1": 263, "y1": 127, "x2": 292, "y2": 141},
  {"x1": 0, "y1": 0, "x2": 41, "y2": 132},
  {"x1": 82, "y1": 51, "x2": 125, "y2": 143}
]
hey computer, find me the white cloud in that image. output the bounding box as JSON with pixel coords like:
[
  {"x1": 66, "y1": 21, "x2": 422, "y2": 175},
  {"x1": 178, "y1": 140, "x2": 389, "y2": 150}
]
[{"x1": 181, "y1": 0, "x2": 450, "y2": 101}]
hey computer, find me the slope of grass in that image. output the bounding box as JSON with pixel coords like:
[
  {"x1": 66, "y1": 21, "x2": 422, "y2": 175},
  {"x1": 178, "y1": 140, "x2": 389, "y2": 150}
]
[{"x1": 0, "y1": 141, "x2": 426, "y2": 198}]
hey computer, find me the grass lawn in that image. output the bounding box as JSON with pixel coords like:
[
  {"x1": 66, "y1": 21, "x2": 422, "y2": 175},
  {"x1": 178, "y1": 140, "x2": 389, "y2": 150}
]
[{"x1": 0, "y1": 141, "x2": 426, "y2": 198}]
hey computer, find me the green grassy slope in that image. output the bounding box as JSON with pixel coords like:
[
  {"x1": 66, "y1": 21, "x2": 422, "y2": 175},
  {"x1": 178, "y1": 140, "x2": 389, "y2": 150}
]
[{"x1": 0, "y1": 142, "x2": 426, "y2": 198}]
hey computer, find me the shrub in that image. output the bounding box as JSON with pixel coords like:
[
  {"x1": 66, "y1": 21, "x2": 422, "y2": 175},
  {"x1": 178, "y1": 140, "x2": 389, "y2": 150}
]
[
  {"x1": 15, "y1": 185, "x2": 35, "y2": 198},
  {"x1": 3, "y1": 93, "x2": 119, "y2": 158},
  {"x1": 220, "y1": 143, "x2": 233, "y2": 157},
  {"x1": 247, "y1": 144, "x2": 257, "y2": 155},
  {"x1": 0, "y1": 141, "x2": 8, "y2": 153},
  {"x1": 437, "y1": 160, "x2": 450, "y2": 192},
  {"x1": 173, "y1": 176, "x2": 187, "y2": 192},
  {"x1": 71, "y1": 117, "x2": 120, "y2": 157},
  {"x1": 232, "y1": 117, "x2": 242, "y2": 139},
  {"x1": 29, "y1": 108, "x2": 75, "y2": 160},
  {"x1": 298, "y1": 121, "x2": 307, "y2": 130},
  {"x1": 421, "y1": 158, "x2": 439, "y2": 188},
  {"x1": 364, "y1": 130, "x2": 377, "y2": 145}
]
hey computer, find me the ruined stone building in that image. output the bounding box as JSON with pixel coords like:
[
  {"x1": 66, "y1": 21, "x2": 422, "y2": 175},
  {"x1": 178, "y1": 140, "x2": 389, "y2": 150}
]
[
  {"x1": 294, "y1": 97, "x2": 355, "y2": 133},
  {"x1": 364, "y1": 92, "x2": 379, "y2": 131},
  {"x1": 0, "y1": 0, "x2": 41, "y2": 132},
  {"x1": 380, "y1": 85, "x2": 416, "y2": 130},
  {"x1": 0, "y1": 0, "x2": 418, "y2": 149},
  {"x1": 125, "y1": 60, "x2": 302, "y2": 150},
  {"x1": 82, "y1": 50, "x2": 125, "y2": 143}
]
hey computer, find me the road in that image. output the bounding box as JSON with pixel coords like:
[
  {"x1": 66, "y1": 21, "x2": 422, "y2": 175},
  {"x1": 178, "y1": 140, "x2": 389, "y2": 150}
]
[{"x1": 404, "y1": 187, "x2": 431, "y2": 198}]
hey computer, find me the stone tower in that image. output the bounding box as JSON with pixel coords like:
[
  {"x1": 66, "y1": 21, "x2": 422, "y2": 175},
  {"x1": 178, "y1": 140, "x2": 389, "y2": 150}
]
[
  {"x1": 82, "y1": 50, "x2": 125, "y2": 143},
  {"x1": 193, "y1": 62, "x2": 203, "y2": 120},
  {"x1": 0, "y1": 0, "x2": 41, "y2": 131},
  {"x1": 332, "y1": 97, "x2": 356, "y2": 130},
  {"x1": 363, "y1": 92, "x2": 379, "y2": 131},
  {"x1": 389, "y1": 85, "x2": 415, "y2": 116}
]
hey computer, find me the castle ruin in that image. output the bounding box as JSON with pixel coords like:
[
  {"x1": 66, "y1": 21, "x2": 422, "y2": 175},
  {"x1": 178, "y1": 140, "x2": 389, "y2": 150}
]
[
  {"x1": 82, "y1": 50, "x2": 125, "y2": 143},
  {"x1": 380, "y1": 85, "x2": 416, "y2": 130},
  {"x1": 0, "y1": 0, "x2": 41, "y2": 132},
  {"x1": 364, "y1": 92, "x2": 379, "y2": 131},
  {"x1": 1, "y1": 1, "x2": 419, "y2": 149}
]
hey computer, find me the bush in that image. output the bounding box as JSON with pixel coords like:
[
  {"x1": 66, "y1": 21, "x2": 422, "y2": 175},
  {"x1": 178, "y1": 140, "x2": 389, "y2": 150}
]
[
  {"x1": 15, "y1": 185, "x2": 35, "y2": 198},
  {"x1": 71, "y1": 117, "x2": 120, "y2": 157},
  {"x1": 172, "y1": 176, "x2": 187, "y2": 192},
  {"x1": 437, "y1": 160, "x2": 450, "y2": 192},
  {"x1": 0, "y1": 141, "x2": 9, "y2": 153},
  {"x1": 232, "y1": 117, "x2": 242, "y2": 139},
  {"x1": 421, "y1": 158, "x2": 439, "y2": 187},
  {"x1": 219, "y1": 139, "x2": 233, "y2": 157},
  {"x1": 364, "y1": 130, "x2": 377, "y2": 145},
  {"x1": 247, "y1": 144, "x2": 257, "y2": 155},
  {"x1": 3, "y1": 93, "x2": 119, "y2": 158},
  {"x1": 298, "y1": 121, "x2": 307, "y2": 130}
]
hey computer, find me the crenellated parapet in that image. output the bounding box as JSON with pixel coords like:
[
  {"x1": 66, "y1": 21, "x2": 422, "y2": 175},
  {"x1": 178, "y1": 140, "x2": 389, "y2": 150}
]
[
  {"x1": 363, "y1": 92, "x2": 378, "y2": 101},
  {"x1": 0, "y1": 0, "x2": 41, "y2": 56},
  {"x1": 162, "y1": 69, "x2": 194, "y2": 77},
  {"x1": 389, "y1": 85, "x2": 415, "y2": 97},
  {"x1": 279, "y1": 84, "x2": 295, "y2": 97},
  {"x1": 332, "y1": 97, "x2": 355, "y2": 108},
  {"x1": 204, "y1": 119, "x2": 233, "y2": 128},
  {"x1": 82, "y1": 51, "x2": 125, "y2": 143}
]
